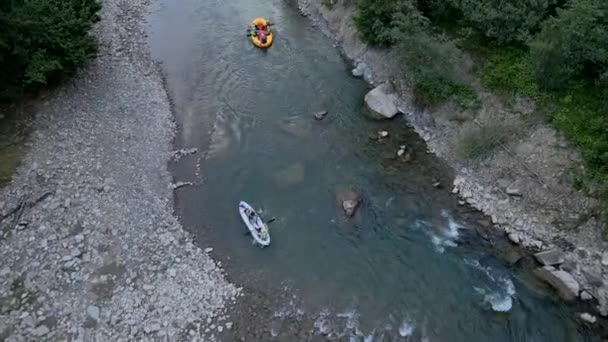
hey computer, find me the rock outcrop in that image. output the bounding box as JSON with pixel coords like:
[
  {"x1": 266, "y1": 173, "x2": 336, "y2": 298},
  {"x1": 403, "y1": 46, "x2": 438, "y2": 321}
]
[
  {"x1": 363, "y1": 83, "x2": 400, "y2": 120},
  {"x1": 534, "y1": 249, "x2": 565, "y2": 266},
  {"x1": 534, "y1": 266, "x2": 580, "y2": 301}
]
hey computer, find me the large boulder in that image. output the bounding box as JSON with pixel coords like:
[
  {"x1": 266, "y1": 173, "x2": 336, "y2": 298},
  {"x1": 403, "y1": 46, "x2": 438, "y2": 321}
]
[
  {"x1": 534, "y1": 266, "x2": 580, "y2": 301},
  {"x1": 534, "y1": 249, "x2": 565, "y2": 266},
  {"x1": 363, "y1": 82, "x2": 400, "y2": 120}
]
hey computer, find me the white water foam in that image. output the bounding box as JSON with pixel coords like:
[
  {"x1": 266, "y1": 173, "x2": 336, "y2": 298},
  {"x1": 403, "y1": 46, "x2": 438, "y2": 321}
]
[
  {"x1": 429, "y1": 211, "x2": 463, "y2": 253},
  {"x1": 313, "y1": 309, "x2": 332, "y2": 335},
  {"x1": 399, "y1": 320, "x2": 415, "y2": 337},
  {"x1": 467, "y1": 259, "x2": 516, "y2": 312}
]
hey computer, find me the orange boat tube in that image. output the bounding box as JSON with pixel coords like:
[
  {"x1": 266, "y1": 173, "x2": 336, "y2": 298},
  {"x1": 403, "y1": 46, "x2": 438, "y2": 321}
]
[{"x1": 249, "y1": 17, "x2": 273, "y2": 48}]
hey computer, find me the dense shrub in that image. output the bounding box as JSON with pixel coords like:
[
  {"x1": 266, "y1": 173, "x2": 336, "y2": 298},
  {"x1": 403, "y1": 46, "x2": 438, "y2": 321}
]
[
  {"x1": 0, "y1": 0, "x2": 101, "y2": 102},
  {"x1": 451, "y1": 0, "x2": 557, "y2": 44},
  {"x1": 530, "y1": 0, "x2": 608, "y2": 90},
  {"x1": 353, "y1": 0, "x2": 423, "y2": 46}
]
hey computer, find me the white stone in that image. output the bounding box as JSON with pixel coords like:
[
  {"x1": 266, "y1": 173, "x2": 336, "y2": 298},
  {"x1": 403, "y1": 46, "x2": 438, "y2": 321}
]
[
  {"x1": 601, "y1": 252, "x2": 608, "y2": 266},
  {"x1": 363, "y1": 83, "x2": 399, "y2": 120},
  {"x1": 505, "y1": 187, "x2": 522, "y2": 196},
  {"x1": 31, "y1": 325, "x2": 50, "y2": 336},
  {"x1": 204, "y1": 248, "x2": 213, "y2": 253},
  {"x1": 580, "y1": 313, "x2": 597, "y2": 324},
  {"x1": 581, "y1": 291, "x2": 593, "y2": 300},
  {"x1": 508, "y1": 233, "x2": 520, "y2": 244},
  {"x1": 87, "y1": 305, "x2": 100, "y2": 320}
]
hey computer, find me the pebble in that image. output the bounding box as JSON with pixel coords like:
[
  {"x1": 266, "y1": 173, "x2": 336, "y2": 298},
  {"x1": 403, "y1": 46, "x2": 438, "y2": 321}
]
[
  {"x1": 168, "y1": 268, "x2": 177, "y2": 277},
  {"x1": 143, "y1": 284, "x2": 155, "y2": 291},
  {"x1": 217, "y1": 325, "x2": 223, "y2": 332},
  {"x1": 505, "y1": 187, "x2": 522, "y2": 196},
  {"x1": 204, "y1": 248, "x2": 213, "y2": 253},
  {"x1": 581, "y1": 291, "x2": 593, "y2": 300},
  {"x1": 31, "y1": 325, "x2": 50, "y2": 337},
  {"x1": 226, "y1": 322, "x2": 233, "y2": 330},
  {"x1": 87, "y1": 305, "x2": 100, "y2": 320}
]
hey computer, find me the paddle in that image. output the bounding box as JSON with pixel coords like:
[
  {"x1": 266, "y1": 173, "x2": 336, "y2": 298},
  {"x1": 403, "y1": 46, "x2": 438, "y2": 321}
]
[{"x1": 243, "y1": 217, "x2": 275, "y2": 235}]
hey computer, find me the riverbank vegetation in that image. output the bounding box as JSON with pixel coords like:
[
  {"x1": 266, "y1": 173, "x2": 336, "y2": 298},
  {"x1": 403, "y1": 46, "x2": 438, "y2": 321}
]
[
  {"x1": 0, "y1": 0, "x2": 101, "y2": 103},
  {"x1": 0, "y1": 0, "x2": 100, "y2": 185},
  {"x1": 353, "y1": 0, "x2": 608, "y2": 220}
]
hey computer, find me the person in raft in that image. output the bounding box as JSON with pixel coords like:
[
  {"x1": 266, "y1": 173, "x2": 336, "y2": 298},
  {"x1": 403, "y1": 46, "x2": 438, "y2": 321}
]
[{"x1": 250, "y1": 21, "x2": 271, "y2": 44}]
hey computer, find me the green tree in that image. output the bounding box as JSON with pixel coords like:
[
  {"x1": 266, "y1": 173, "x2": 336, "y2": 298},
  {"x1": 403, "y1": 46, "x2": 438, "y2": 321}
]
[
  {"x1": 530, "y1": 0, "x2": 608, "y2": 90},
  {"x1": 0, "y1": 0, "x2": 101, "y2": 102},
  {"x1": 452, "y1": 0, "x2": 557, "y2": 44},
  {"x1": 353, "y1": 0, "x2": 421, "y2": 46}
]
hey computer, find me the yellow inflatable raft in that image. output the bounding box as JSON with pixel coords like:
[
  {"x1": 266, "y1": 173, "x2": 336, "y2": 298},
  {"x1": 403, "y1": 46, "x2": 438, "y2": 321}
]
[{"x1": 249, "y1": 17, "x2": 273, "y2": 48}]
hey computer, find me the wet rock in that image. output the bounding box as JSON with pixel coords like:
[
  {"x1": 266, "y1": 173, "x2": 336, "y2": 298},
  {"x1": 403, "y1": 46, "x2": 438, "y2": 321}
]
[
  {"x1": 534, "y1": 266, "x2": 579, "y2": 301},
  {"x1": 313, "y1": 110, "x2": 328, "y2": 121},
  {"x1": 87, "y1": 305, "x2": 100, "y2": 320},
  {"x1": 505, "y1": 188, "x2": 522, "y2": 196},
  {"x1": 534, "y1": 249, "x2": 565, "y2": 266},
  {"x1": 30, "y1": 325, "x2": 50, "y2": 337},
  {"x1": 336, "y1": 188, "x2": 361, "y2": 218},
  {"x1": 581, "y1": 291, "x2": 593, "y2": 300},
  {"x1": 508, "y1": 233, "x2": 520, "y2": 245},
  {"x1": 363, "y1": 82, "x2": 399, "y2": 120},
  {"x1": 580, "y1": 313, "x2": 597, "y2": 324},
  {"x1": 351, "y1": 61, "x2": 368, "y2": 78}
]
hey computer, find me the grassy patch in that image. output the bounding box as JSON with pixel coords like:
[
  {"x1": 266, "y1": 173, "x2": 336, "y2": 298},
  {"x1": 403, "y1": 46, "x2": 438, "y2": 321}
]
[
  {"x1": 478, "y1": 47, "x2": 547, "y2": 104},
  {"x1": 456, "y1": 124, "x2": 514, "y2": 159},
  {"x1": 415, "y1": 77, "x2": 479, "y2": 110},
  {"x1": 477, "y1": 45, "x2": 608, "y2": 231},
  {"x1": 0, "y1": 114, "x2": 25, "y2": 187},
  {"x1": 0, "y1": 145, "x2": 22, "y2": 186}
]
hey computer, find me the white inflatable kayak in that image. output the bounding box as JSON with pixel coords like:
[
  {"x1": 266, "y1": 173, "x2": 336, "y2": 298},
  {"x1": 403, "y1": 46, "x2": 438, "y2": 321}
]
[{"x1": 239, "y1": 201, "x2": 270, "y2": 246}]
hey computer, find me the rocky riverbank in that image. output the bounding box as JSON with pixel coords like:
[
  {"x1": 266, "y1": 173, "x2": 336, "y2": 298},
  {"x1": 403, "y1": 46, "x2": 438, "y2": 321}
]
[
  {"x1": 0, "y1": 0, "x2": 239, "y2": 340},
  {"x1": 296, "y1": 0, "x2": 608, "y2": 322}
]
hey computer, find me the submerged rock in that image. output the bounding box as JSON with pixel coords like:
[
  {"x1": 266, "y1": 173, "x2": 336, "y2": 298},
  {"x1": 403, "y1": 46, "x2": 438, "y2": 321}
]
[
  {"x1": 313, "y1": 110, "x2": 328, "y2": 121},
  {"x1": 275, "y1": 162, "x2": 305, "y2": 187},
  {"x1": 534, "y1": 266, "x2": 579, "y2": 301},
  {"x1": 336, "y1": 188, "x2": 361, "y2": 218},
  {"x1": 534, "y1": 249, "x2": 565, "y2": 266},
  {"x1": 363, "y1": 82, "x2": 399, "y2": 120}
]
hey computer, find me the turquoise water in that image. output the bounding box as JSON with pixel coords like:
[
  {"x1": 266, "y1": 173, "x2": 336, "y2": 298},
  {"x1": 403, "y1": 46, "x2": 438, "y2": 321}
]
[{"x1": 147, "y1": 0, "x2": 599, "y2": 340}]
